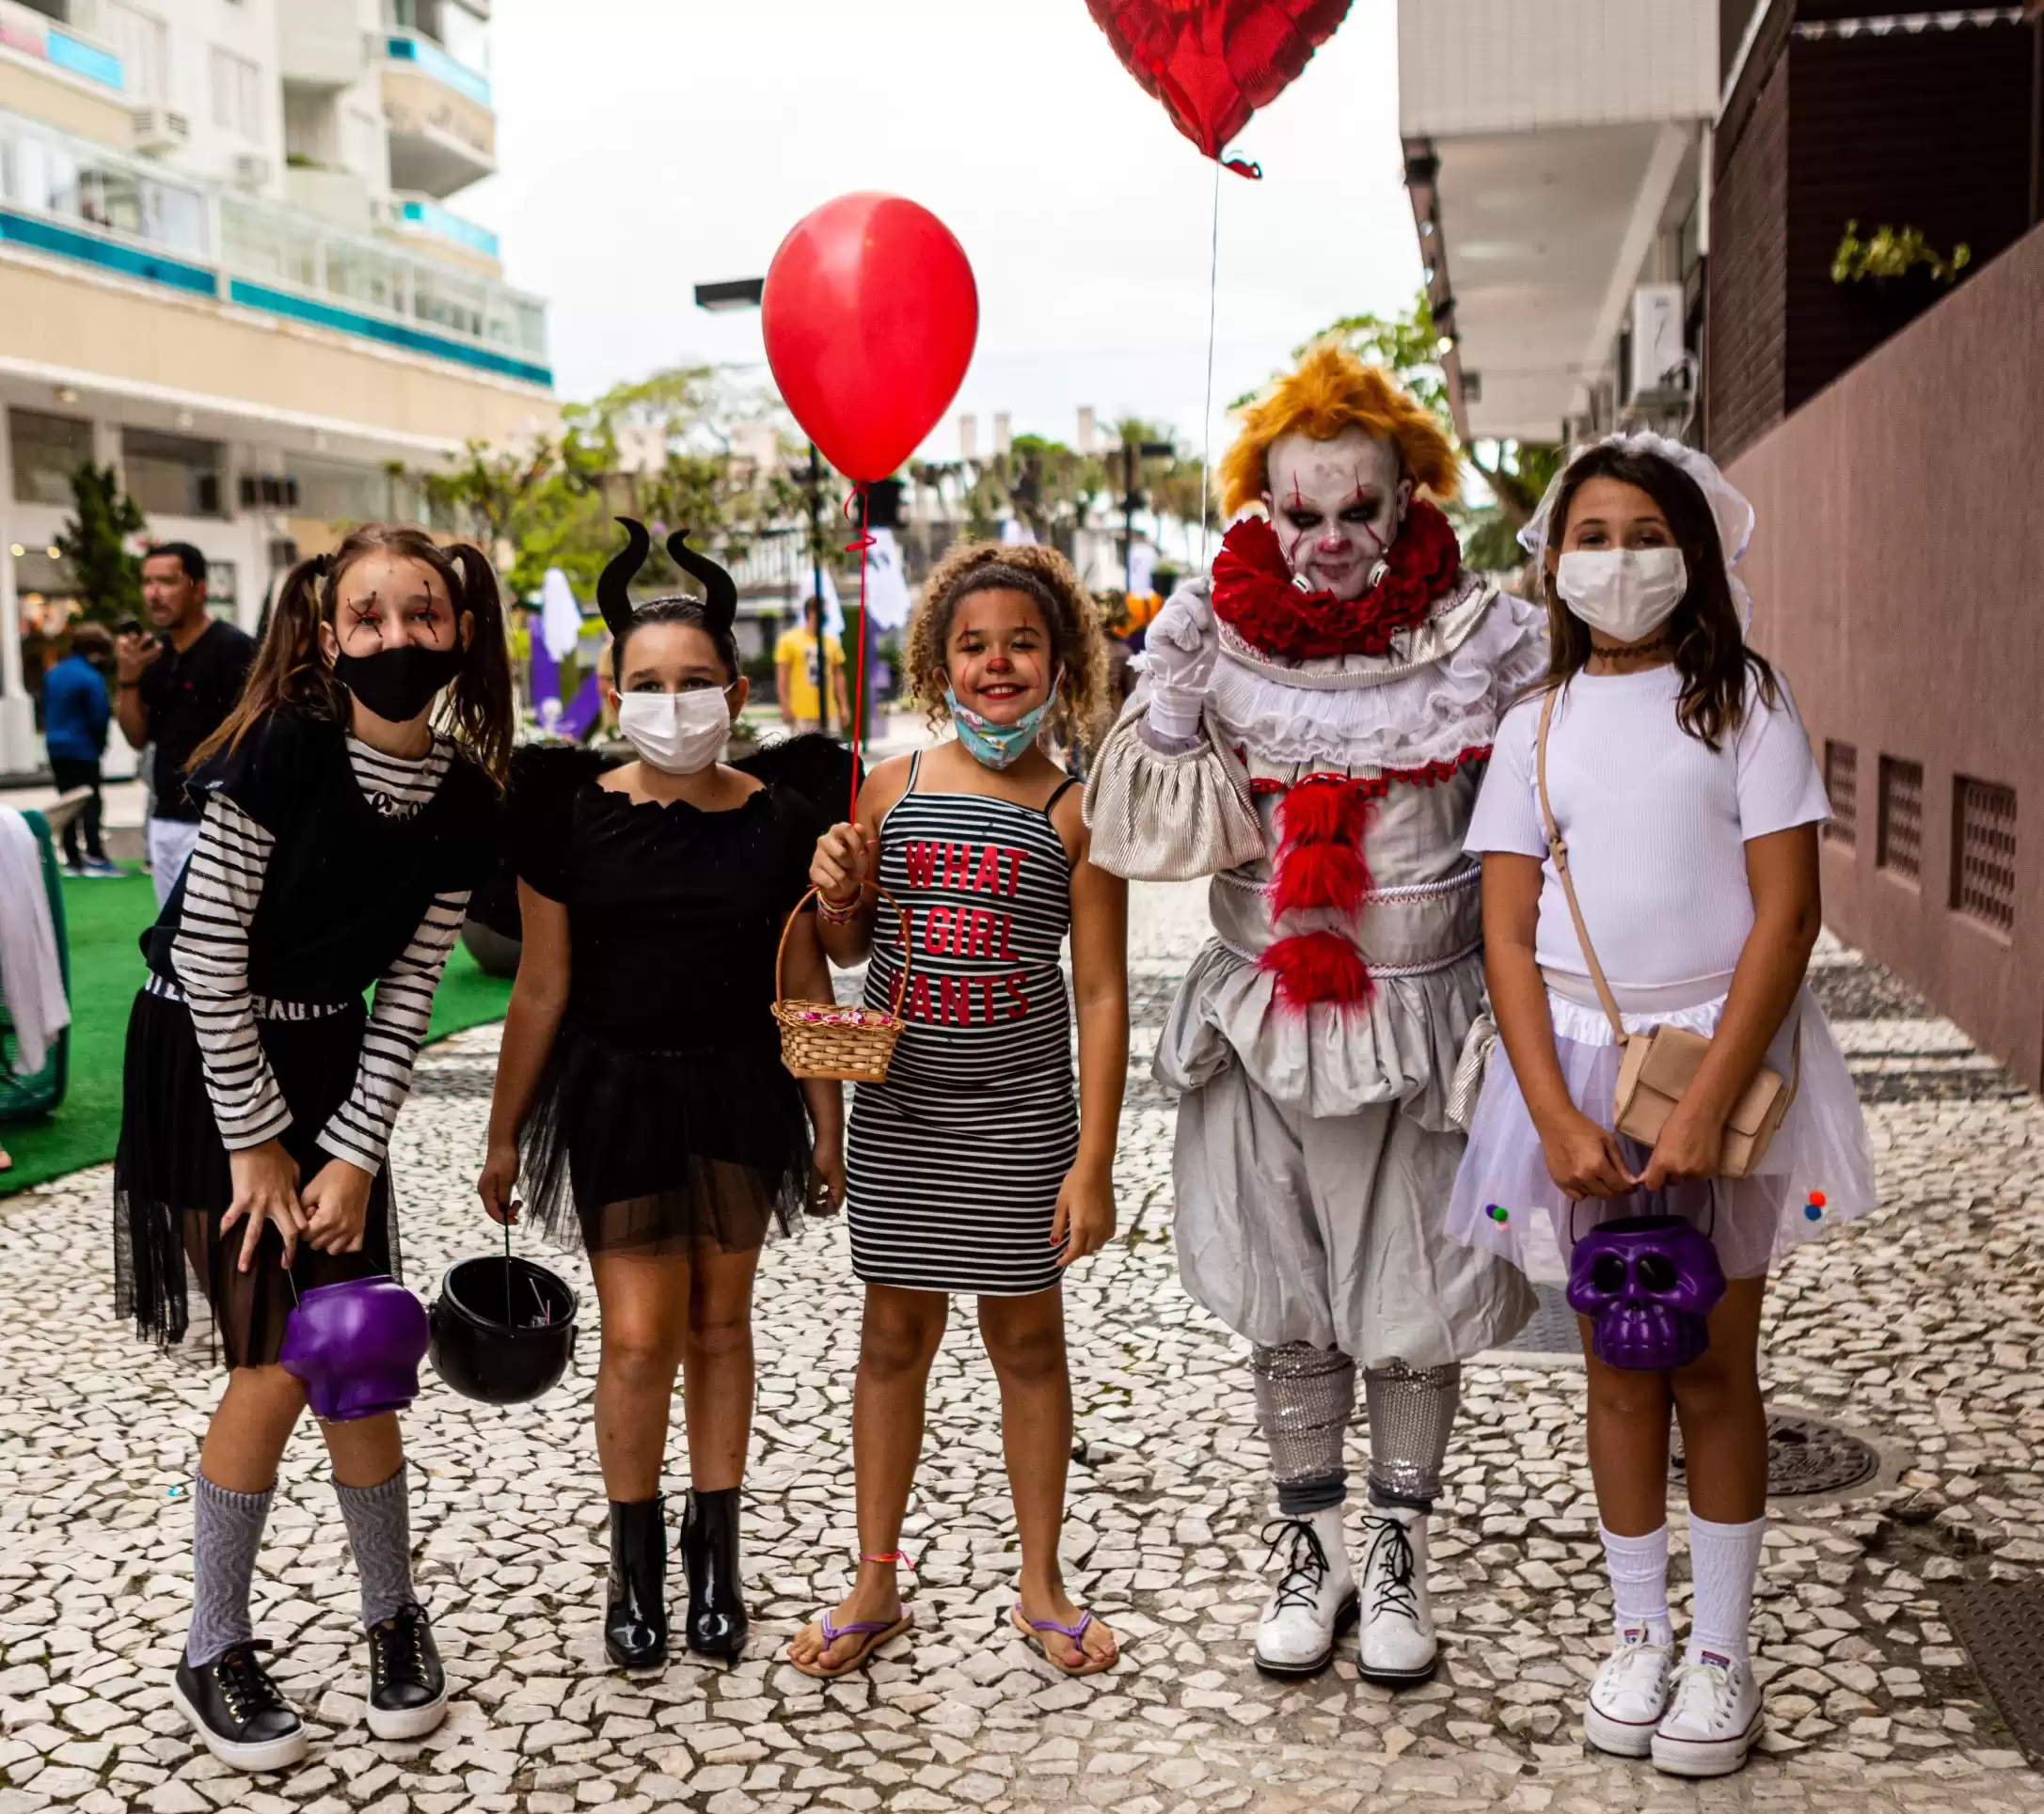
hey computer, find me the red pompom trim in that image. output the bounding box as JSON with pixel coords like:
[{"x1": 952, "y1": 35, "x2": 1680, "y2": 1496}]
[
  {"x1": 1211, "y1": 499, "x2": 1464, "y2": 663},
  {"x1": 1261, "y1": 931, "x2": 1374, "y2": 1010},
  {"x1": 1269, "y1": 840, "x2": 1370, "y2": 916},
  {"x1": 1277, "y1": 773, "x2": 1371, "y2": 847}
]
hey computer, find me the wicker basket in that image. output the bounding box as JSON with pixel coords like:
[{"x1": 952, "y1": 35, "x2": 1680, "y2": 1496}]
[{"x1": 772, "y1": 885, "x2": 911, "y2": 1083}]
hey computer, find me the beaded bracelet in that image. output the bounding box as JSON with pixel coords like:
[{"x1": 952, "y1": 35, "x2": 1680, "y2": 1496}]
[{"x1": 816, "y1": 890, "x2": 864, "y2": 924}]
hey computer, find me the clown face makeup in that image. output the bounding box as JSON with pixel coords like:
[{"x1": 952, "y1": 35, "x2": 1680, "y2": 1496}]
[{"x1": 1262, "y1": 427, "x2": 1414, "y2": 601}]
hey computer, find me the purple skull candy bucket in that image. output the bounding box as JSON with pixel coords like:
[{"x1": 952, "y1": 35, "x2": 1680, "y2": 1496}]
[{"x1": 1565, "y1": 1213, "x2": 1727, "y2": 1371}]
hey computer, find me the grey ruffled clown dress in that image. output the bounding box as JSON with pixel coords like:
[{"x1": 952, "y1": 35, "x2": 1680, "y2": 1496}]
[{"x1": 1085, "y1": 571, "x2": 1547, "y2": 1367}]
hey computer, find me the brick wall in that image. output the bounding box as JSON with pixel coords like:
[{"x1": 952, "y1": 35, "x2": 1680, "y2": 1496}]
[
  {"x1": 1783, "y1": 28, "x2": 2034, "y2": 414},
  {"x1": 1705, "y1": 48, "x2": 1788, "y2": 462},
  {"x1": 1707, "y1": 15, "x2": 2036, "y2": 464}
]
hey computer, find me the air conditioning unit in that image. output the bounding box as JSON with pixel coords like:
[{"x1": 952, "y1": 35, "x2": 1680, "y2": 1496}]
[
  {"x1": 231, "y1": 153, "x2": 273, "y2": 191},
  {"x1": 1629, "y1": 285, "x2": 1689, "y2": 398},
  {"x1": 131, "y1": 107, "x2": 191, "y2": 156}
]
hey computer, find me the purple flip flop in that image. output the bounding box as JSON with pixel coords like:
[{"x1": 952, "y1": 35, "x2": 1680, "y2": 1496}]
[{"x1": 1008, "y1": 1602, "x2": 1117, "y2": 1677}]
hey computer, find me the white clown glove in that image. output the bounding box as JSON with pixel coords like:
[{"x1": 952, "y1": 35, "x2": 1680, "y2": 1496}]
[{"x1": 1142, "y1": 580, "x2": 1217, "y2": 744}]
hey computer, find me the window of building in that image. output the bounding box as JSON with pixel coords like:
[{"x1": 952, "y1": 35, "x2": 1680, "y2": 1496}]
[
  {"x1": 9, "y1": 410, "x2": 94, "y2": 507},
  {"x1": 206, "y1": 559, "x2": 239, "y2": 621},
  {"x1": 325, "y1": 240, "x2": 405, "y2": 315},
  {"x1": 1877, "y1": 756, "x2": 1923, "y2": 879},
  {"x1": 413, "y1": 264, "x2": 484, "y2": 339},
  {"x1": 1823, "y1": 740, "x2": 1857, "y2": 847},
  {"x1": 219, "y1": 195, "x2": 320, "y2": 289},
  {"x1": 1951, "y1": 777, "x2": 2016, "y2": 935},
  {"x1": 122, "y1": 428, "x2": 225, "y2": 518},
  {"x1": 210, "y1": 46, "x2": 263, "y2": 142},
  {"x1": 287, "y1": 455, "x2": 395, "y2": 525},
  {"x1": 101, "y1": 1, "x2": 170, "y2": 103}
]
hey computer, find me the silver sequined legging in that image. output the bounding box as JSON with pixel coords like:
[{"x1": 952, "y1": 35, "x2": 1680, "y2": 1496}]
[{"x1": 1250, "y1": 1344, "x2": 1461, "y2": 1516}]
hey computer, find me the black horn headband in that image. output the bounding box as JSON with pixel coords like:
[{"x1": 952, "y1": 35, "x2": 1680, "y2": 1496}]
[{"x1": 594, "y1": 517, "x2": 737, "y2": 639}]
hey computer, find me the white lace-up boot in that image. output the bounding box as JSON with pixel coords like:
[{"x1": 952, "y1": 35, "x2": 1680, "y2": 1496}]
[
  {"x1": 1252, "y1": 1506, "x2": 1357, "y2": 1678},
  {"x1": 1355, "y1": 1505, "x2": 1436, "y2": 1684},
  {"x1": 1651, "y1": 1649, "x2": 1764, "y2": 1776},
  {"x1": 1583, "y1": 1626, "x2": 1675, "y2": 1757}
]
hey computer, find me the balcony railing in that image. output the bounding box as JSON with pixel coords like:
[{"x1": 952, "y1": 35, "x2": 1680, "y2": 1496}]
[
  {"x1": 382, "y1": 27, "x2": 490, "y2": 109},
  {"x1": 0, "y1": 105, "x2": 547, "y2": 385},
  {"x1": 388, "y1": 193, "x2": 499, "y2": 260},
  {"x1": 0, "y1": 0, "x2": 124, "y2": 93}
]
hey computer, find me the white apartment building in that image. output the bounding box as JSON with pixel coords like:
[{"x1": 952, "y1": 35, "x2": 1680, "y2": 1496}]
[
  {"x1": 0, "y1": 0, "x2": 552, "y2": 769},
  {"x1": 1395, "y1": 0, "x2": 1719, "y2": 450}
]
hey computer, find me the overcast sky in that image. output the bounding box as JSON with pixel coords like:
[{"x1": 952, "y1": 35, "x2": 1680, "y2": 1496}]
[{"x1": 462, "y1": 0, "x2": 1421, "y2": 465}]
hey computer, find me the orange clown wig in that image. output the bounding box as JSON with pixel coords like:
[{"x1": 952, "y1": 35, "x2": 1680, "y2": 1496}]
[{"x1": 1219, "y1": 339, "x2": 1463, "y2": 519}]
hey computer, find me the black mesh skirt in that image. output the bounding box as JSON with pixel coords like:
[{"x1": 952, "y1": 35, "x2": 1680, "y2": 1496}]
[
  {"x1": 519, "y1": 1022, "x2": 813, "y2": 1257},
  {"x1": 114, "y1": 988, "x2": 396, "y2": 1370}
]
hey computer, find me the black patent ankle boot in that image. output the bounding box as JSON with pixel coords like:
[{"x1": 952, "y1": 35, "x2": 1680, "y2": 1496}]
[
  {"x1": 604, "y1": 1495, "x2": 668, "y2": 1670},
  {"x1": 680, "y1": 1487, "x2": 750, "y2": 1660}
]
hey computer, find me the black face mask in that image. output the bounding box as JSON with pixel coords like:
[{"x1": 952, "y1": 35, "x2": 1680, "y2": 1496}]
[{"x1": 331, "y1": 642, "x2": 466, "y2": 723}]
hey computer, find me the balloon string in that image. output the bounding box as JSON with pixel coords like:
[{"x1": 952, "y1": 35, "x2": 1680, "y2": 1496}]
[
  {"x1": 1199, "y1": 152, "x2": 1223, "y2": 569},
  {"x1": 841, "y1": 487, "x2": 874, "y2": 820}
]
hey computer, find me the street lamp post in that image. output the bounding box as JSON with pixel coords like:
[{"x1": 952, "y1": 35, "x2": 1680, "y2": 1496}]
[{"x1": 693, "y1": 278, "x2": 833, "y2": 737}]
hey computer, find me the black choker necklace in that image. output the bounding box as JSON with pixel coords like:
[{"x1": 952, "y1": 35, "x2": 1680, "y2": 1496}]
[{"x1": 1589, "y1": 635, "x2": 1673, "y2": 671}]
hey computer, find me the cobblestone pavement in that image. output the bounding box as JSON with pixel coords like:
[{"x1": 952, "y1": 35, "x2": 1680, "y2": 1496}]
[{"x1": 5, "y1": 883, "x2": 2044, "y2": 1813}]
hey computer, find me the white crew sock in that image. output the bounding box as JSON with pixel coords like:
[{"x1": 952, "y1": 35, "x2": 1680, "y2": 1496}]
[
  {"x1": 1685, "y1": 1511, "x2": 1767, "y2": 1666},
  {"x1": 1599, "y1": 1522, "x2": 1672, "y2": 1647}
]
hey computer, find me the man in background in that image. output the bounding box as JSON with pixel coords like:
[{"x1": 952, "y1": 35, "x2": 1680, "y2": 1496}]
[
  {"x1": 114, "y1": 544, "x2": 255, "y2": 907},
  {"x1": 43, "y1": 621, "x2": 120, "y2": 876},
  {"x1": 774, "y1": 592, "x2": 847, "y2": 735}
]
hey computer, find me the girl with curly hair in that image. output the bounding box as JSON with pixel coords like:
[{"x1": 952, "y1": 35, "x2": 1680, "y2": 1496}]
[
  {"x1": 786, "y1": 541, "x2": 1129, "y2": 1680},
  {"x1": 114, "y1": 526, "x2": 513, "y2": 1770}
]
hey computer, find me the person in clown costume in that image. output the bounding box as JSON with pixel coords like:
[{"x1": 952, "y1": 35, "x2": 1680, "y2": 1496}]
[{"x1": 1085, "y1": 341, "x2": 1545, "y2": 1681}]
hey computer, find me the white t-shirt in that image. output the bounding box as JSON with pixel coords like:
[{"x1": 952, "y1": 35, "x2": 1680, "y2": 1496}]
[{"x1": 1466, "y1": 665, "x2": 1830, "y2": 990}]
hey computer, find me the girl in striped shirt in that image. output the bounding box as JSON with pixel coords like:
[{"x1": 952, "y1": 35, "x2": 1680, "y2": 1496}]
[
  {"x1": 787, "y1": 542, "x2": 1129, "y2": 1680},
  {"x1": 114, "y1": 526, "x2": 511, "y2": 1773}
]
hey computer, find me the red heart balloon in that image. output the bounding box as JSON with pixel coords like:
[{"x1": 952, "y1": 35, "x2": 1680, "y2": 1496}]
[
  {"x1": 1087, "y1": 0, "x2": 1354, "y2": 162},
  {"x1": 762, "y1": 193, "x2": 979, "y2": 485}
]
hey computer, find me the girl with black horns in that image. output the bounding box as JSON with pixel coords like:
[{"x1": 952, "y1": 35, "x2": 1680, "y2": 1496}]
[{"x1": 478, "y1": 519, "x2": 848, "y2": 1671}]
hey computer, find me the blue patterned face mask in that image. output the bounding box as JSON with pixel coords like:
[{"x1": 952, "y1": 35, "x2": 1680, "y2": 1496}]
[{"x1": 944, "y1": 672, "x2": 1060, "y2": 770}]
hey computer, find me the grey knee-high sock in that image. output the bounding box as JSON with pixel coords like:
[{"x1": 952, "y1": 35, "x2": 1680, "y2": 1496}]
[
  {"x1": 186, "y1": 1472, "x2": 273, "y2": 1668},
  {"x1": 334, "y1": 1462, "x2": 419, "y2": 1629},
  {"x1": 1252, "y1": 1343, "x2": 1356, "y2": 1517},
  {"x1": 1364, "y1": 1362, "x2": 1461, "y2": 1512}
]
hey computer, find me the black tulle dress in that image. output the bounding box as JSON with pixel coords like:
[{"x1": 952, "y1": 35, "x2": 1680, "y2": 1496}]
[{"x1": 508, "y1": 742, "x2": 836, "y2": 1256}]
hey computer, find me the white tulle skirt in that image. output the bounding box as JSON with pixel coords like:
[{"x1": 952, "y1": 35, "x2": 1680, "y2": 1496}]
[{"x1": 1444, "y1": 984, "x2": 1876, "y2": 1283}]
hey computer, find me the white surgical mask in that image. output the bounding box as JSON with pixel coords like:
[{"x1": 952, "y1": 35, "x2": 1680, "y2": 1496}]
[
  {"x1": 1555, "y1": 548, "x2": 1687, "y2": 643},
  {"x1": 616, "y1": 688, "x2": 732, "y2": 774}
]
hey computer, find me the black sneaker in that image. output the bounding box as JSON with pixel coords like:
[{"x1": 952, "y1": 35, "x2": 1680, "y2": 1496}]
[
  {"x1": 366, "y1": 1603, "x2": 448, "y2": 1740},
  {"x1": 172, "y1": 1643, "x2": 308, "y2": 1773}
]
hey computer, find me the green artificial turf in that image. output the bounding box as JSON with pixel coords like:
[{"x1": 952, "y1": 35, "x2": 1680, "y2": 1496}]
[{"x1": 0, "y1": 865, "x2": 511, "y2": 1197}]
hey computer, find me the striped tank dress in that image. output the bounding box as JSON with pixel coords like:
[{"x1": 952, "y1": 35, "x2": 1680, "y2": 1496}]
[{"x1": 846, "y1": 754, "x2": 1079, "y2": 1295}]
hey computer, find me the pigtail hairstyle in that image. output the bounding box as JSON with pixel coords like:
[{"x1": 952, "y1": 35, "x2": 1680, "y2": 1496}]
[
  {"x1": 441, "y1": 538, "x2": 515, "y2": 785},
  {"x1": 1534, "y1": 446, "x2": 1779, "y2": 751},
  {"x1": 192, "y1": 523, "x2": 515, "y2": 787},
  {"x1": 905, "y1": 540, "x2": 1110, "y2": 754}
]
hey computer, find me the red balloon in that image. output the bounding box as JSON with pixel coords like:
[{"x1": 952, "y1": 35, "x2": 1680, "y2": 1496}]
[
  {"x1": 761, "y1": 194, "x2": 978, "y2": 484},
  {"x1": 1087, "y1": 0, "x2": 1354, "y2": 164}
]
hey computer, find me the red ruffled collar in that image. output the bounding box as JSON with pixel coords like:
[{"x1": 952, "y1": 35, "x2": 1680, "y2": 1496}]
[{"x1": 1211, "y1": 498, "x2": 1463, "y2": 662}]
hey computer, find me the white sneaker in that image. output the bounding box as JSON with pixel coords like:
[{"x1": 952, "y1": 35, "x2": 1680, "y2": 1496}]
[
  {"x1": 1252, "y1": 1506, "x2": 1357, "y2": 1678},
  {"x1": 1584, "y1": 1627, "x2": 1674, "y2": 1757},
  {"x1": 1651, "y1": 1650, "x2": 1764, "y2": 1777},
  {"x1": 1356, "y1": 1506, "x2": 1436, "y2": 1685}
]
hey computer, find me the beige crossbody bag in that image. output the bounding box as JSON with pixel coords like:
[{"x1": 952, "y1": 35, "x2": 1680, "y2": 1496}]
[{"x1": 1534, "y1": 689, "x2": 1798, "y2": 1179}]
